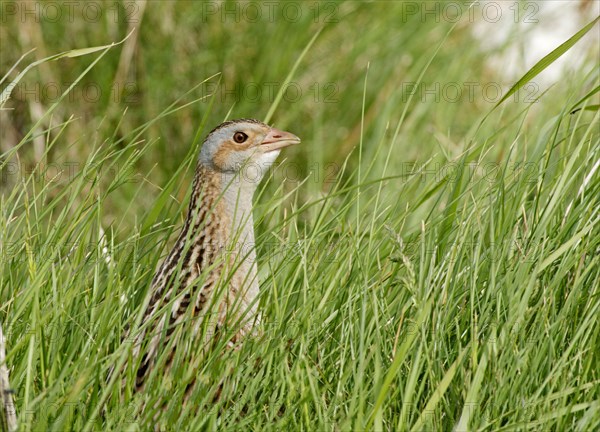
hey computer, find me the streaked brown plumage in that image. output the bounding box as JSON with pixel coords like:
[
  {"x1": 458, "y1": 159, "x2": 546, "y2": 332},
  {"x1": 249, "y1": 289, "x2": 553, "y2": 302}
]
[{"x1": 130, "y1": 119, "x2": 300, "y2": 394}]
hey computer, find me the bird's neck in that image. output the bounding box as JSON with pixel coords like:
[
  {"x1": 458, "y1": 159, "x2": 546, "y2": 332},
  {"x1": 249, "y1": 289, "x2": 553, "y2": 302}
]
[
  {"x1": 185, "y1": 165, "x2": 260, "y2": 314},
  {"x1": 148, "y1": 164, "x2": 261, "y2": 321},
  {"x1": 217, "y1": 170, "x2": 257, "y2": 244},
  {"x1": 184, "y1": 165, "x2": 260, "y2": 286},
  {"x1": 188, "y1": 166, "x2": 257, "y2": 247}
]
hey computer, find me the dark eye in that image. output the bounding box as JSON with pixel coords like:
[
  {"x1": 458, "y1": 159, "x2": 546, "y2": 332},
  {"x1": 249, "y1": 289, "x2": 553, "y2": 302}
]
[{"x1": 233, "y1": 132, "x2": 248, "y2": 143}]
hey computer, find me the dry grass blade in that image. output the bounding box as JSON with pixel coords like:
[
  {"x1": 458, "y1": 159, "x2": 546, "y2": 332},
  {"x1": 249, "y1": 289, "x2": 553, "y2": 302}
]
[{"x1": 0, "y1": 323, "x2": 17, "y2": 432}]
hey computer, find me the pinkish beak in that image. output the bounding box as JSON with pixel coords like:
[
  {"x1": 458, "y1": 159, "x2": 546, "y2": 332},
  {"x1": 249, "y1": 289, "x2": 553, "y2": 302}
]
[{"x1": 260, "y1": 127, "x2": 301, "y2": 152}]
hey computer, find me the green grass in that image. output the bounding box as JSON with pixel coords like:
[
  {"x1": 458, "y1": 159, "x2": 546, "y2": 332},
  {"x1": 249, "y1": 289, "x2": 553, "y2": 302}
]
[{"x1": 1, "y1": 2, "x2": 599, "y2": 431}]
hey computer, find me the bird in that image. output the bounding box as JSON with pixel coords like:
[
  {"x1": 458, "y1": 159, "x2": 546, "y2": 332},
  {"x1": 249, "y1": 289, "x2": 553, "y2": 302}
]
[{"x1": 130, "y1": 118, "x2": 300, "y2": 394}]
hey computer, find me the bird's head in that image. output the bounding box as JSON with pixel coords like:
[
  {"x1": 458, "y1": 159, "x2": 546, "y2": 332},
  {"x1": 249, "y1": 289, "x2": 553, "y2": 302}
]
[{"x1": 199, "y1": 119, "x2": 300, "y2": 182}]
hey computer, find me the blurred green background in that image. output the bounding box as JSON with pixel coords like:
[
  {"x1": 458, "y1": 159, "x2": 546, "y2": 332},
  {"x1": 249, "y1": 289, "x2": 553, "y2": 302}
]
[
  {"x1": 1, "y1": 1, "x2": 599, "y2": 430},
  {"x1": 0, "y1": 1, "x2": 549, "y2": 194},
  {"x1": 1, "y1": 1, "x2": 597, "y2": 218}
]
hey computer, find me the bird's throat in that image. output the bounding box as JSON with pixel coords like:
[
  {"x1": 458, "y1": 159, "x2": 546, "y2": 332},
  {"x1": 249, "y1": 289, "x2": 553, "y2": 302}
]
[{"x1": 185, "y1": 165, "x2": 260, "y2": 301}]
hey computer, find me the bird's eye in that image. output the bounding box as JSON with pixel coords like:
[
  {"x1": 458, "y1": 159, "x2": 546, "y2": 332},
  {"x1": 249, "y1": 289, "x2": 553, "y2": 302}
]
[{"x1": 233, "y1": 132, "x2": 248, "y2": 143}]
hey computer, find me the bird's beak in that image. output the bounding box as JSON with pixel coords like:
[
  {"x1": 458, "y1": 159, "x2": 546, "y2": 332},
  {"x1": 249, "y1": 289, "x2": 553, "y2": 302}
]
[{"x1": 260, "y1": 127, "x2": 301, "y2": 152}]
